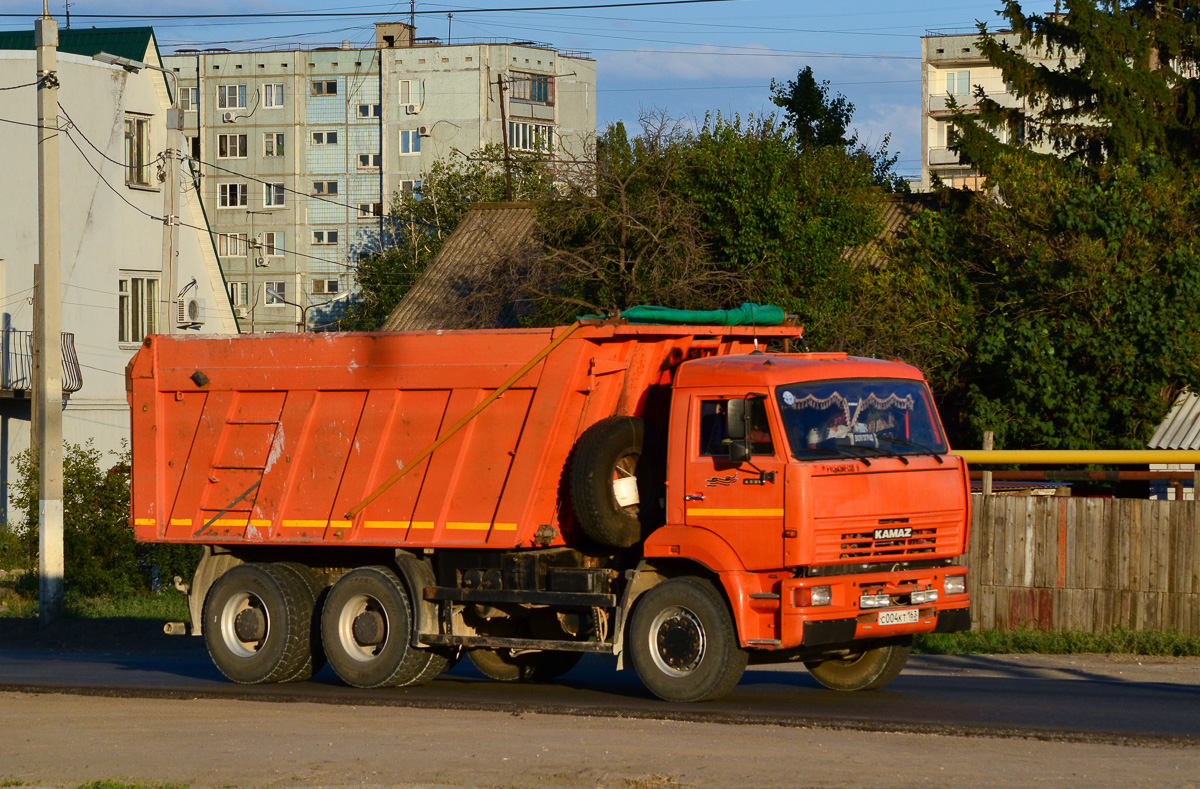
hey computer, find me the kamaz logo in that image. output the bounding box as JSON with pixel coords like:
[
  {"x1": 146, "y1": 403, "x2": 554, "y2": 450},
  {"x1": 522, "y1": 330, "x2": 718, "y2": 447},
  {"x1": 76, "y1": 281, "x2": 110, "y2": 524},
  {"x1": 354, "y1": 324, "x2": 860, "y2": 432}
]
[{"x1": 874, "y1": 527, "x2": 912, "y2": 540}]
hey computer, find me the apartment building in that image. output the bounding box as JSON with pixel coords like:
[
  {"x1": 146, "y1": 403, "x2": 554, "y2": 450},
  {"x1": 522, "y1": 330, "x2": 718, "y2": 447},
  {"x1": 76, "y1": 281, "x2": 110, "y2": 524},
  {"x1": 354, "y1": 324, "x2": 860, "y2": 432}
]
[{"x1": 164, "y1": 23, "x2": 596, "y2": 331}]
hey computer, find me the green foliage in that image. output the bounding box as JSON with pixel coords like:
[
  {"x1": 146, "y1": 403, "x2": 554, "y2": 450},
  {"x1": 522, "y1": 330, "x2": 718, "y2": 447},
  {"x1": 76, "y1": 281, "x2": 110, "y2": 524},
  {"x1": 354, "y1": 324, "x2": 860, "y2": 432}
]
[
  {"x1": 882, "y1": 153, "x2": 1200, "y2": 448},
  {"x1": 0, "y1": 524, "x2": 30, "y2": 571},
  {"x1": 339, "y1": 146, "x2": 554, "y2": 330},
  {"x1": 916, "y1": 626, "x2": 1200, "y2": 656},
  {"x1": 12, "y1": 442, "x2": 200, "y2": 597},
  {"x1": 959, "y1": 1, "x2": 1200, "y2": 174},
  {"x1": 769, "y1": 65, "x2": 856, "y2": 149}
]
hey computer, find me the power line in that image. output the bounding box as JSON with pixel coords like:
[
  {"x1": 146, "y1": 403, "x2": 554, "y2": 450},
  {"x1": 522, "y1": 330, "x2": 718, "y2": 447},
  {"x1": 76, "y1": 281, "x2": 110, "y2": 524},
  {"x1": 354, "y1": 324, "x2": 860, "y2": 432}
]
[
  {"x1": 0, "y1": 0, "x2": 742, "y2": 20},
  {"x1": 0, "y1": 80, "x2": 42, "y2": 91}
]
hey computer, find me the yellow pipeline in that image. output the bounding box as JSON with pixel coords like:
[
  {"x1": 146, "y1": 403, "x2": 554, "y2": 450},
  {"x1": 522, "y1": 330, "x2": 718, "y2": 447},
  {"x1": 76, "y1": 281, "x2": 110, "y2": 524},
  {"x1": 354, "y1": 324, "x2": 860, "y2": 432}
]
[{"x1": 955, "y1": 450, "x2": 1200, "y2": 465}]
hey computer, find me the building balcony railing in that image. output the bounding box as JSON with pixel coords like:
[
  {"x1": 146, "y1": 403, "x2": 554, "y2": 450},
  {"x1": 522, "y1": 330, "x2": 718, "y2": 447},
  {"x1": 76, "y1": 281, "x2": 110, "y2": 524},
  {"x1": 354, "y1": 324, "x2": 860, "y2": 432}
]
[
  {"x1": 929, "y1": 147, "x2": 966, "y2": 166},
  {"x1": 0, "y1": 330, "x2": 84, "y2": 395},
  {"x1": 929, "y1": 91, "x2": 1020, "y2": 114}
]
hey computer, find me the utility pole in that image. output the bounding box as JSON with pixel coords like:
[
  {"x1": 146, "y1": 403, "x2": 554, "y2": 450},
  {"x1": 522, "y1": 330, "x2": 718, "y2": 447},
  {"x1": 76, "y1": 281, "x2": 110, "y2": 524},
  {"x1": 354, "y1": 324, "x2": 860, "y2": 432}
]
[
  {"x1": 496, "y1": 74, "x2": 513, "y2": 201},
  {"x1": 34, "y1": 2, "x2": 64, "y2": 626}
]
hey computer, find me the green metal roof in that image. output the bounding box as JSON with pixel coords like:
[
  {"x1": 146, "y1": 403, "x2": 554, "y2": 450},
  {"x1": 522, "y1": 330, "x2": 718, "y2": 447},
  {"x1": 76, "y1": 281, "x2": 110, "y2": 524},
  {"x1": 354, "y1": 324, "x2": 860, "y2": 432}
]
[{"x1": 0, "y1": 26, "x2": 154, "y2": 63}]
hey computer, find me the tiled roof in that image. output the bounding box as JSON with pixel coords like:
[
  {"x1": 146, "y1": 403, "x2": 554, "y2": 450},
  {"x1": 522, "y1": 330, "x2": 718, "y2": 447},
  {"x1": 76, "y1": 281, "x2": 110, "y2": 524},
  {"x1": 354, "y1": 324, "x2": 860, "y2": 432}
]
[
  {"x1": 382, "y1": 202, "x2": 539, "y2": 331},
  {"x1": 0, "y1": 26, "x2": 154, "y2": 63},
  {"x1": 841, "y1": 192, "x2": 961, "y2": 268}
]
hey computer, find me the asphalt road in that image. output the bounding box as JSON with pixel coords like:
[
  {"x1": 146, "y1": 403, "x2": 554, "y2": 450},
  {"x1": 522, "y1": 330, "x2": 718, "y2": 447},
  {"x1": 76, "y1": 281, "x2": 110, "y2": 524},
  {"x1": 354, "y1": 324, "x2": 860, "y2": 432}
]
[{"x1": 2, "y1": 637, "x2": 1198, "y2": 745}]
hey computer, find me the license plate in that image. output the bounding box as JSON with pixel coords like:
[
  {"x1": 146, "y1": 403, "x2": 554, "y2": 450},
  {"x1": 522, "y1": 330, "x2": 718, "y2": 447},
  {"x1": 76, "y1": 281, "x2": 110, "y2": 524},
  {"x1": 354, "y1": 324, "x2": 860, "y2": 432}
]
[{"x1": 878, "y1": 608, "x2": 920, "y2": 626}]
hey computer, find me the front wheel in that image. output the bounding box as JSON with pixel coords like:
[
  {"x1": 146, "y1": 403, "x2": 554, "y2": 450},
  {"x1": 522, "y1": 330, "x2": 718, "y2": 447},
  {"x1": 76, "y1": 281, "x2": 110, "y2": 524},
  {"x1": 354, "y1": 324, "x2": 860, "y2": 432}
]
[
  {"x1": 628, "y1": 577, "x2": 747, "y2": 702},
  {"x1": 804, "y1": 637, "x2": 912, "y2": 691}
]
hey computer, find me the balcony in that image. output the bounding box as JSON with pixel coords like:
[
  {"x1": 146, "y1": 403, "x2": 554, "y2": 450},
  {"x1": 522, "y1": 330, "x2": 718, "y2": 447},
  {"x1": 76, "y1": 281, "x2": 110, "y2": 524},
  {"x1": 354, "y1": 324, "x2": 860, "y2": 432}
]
[
  {"x1": 928, "y1": 147, "x2": 965, "y2": 166},
  {"x1": 0, "y1": 331, "x2": 84, "y2": 396}
]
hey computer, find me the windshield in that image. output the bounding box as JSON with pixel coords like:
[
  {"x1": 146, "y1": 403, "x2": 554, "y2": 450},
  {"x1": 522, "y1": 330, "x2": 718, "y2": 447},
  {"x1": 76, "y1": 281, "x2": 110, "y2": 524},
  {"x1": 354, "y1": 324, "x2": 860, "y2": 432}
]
[{"x1": 775, "y1": 379, "x2": 947, "y2": 460}]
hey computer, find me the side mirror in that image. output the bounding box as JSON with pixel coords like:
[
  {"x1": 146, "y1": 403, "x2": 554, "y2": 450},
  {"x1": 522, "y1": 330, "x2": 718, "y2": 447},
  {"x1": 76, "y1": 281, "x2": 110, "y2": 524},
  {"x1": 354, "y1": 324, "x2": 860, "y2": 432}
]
[
  {"x1": 729, "y1": 439, "x2": 752, "y2": 463},
  {"x1": 726, "y1": 398, "x2": 747, "y2": 440}
]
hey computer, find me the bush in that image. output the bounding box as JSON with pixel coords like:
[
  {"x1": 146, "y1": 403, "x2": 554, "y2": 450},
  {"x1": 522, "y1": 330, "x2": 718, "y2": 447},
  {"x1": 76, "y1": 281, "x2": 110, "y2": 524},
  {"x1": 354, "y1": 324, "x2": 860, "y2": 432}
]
[{"x1": 12, "y1": 441, "x2": 200, "y2": 598}]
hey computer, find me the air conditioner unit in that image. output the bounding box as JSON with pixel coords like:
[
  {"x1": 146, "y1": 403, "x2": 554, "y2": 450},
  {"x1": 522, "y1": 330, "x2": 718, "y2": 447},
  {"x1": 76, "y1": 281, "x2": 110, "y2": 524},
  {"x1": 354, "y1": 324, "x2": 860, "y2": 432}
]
[
  {"x1": 255, "y1": 256, "x2": 268, "y2": 268},
  {"x1": 233, "y1": 306, "x2": 249, "y2": 319},
  {"x1": 405, "y1": 103, "x2": 421, "y2": 115},
  {"x1": 176, "y1": 297, "x2": 204, "y2": 327},
  {"x1": 417, "y1": 125, "x2": 430, "y2": 137},
  {"x1": 221, "y1": 111, "x2": 236, "y2": 123}
]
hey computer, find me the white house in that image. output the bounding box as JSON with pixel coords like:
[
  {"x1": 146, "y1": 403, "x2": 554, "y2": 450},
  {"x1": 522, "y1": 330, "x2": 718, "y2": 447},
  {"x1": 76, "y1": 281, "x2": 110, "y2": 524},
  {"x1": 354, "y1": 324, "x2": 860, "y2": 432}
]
[{"x1": 0, "y1": 25, "x2": 236, "y2": 516}]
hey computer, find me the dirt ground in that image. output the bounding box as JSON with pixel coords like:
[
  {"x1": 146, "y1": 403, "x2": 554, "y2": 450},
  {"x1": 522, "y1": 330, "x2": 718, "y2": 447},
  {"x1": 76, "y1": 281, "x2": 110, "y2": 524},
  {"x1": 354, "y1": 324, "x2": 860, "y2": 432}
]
[{"x1": 0, "y1": 691, "x2": 1198, "y2": 789}]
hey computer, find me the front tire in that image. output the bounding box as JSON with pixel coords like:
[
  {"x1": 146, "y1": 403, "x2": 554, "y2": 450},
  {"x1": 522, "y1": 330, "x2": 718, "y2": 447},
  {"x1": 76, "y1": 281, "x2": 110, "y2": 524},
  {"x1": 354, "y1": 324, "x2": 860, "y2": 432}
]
[
  {"x1": 628, "y1": 577, "x2": 747, "y2": 702},
  {"x1": 804, "y1": 637, "x2": 912, "y2": 691},
  {"x1": 203, "y1": 563, "x2": 313, "y2": 685}
]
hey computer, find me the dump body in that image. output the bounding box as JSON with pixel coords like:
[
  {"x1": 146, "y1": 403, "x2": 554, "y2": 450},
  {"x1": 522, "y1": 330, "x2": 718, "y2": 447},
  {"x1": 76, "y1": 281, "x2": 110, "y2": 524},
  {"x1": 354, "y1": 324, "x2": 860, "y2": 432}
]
[{"x1": 127, "y1": 324, "x2": 801, "y2": 551}]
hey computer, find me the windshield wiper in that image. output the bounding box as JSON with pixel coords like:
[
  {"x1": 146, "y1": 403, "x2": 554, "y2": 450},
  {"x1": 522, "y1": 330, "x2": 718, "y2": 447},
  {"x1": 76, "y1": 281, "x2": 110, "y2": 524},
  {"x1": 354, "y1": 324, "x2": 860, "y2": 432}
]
[
  {"x1": 876, "y1": 436, "x2": 946, "y2": 464},
  {"x1": 798, "y1": 446, "x2": 872, "y2": 466}
]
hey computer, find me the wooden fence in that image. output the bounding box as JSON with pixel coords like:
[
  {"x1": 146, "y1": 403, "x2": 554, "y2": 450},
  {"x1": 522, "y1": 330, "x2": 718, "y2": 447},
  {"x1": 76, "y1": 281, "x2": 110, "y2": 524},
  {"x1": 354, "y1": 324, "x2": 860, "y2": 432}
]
[{"x1": 965, "y1": 494, "x2": 1200, "y2": 634}]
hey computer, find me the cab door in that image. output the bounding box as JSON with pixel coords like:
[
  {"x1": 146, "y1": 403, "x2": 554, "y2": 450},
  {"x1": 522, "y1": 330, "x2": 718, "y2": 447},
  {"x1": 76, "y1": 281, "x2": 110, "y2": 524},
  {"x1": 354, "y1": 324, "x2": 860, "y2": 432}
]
[{"x1": 683, "y1": 394, "x2": 786, "y2": 571}]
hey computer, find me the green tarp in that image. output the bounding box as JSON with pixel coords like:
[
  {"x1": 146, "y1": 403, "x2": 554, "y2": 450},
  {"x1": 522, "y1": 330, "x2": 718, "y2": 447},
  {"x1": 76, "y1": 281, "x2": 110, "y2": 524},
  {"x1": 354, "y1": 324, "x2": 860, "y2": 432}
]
[{"x1": 580, "y1": 303, "x2": 786, "y2": 326}]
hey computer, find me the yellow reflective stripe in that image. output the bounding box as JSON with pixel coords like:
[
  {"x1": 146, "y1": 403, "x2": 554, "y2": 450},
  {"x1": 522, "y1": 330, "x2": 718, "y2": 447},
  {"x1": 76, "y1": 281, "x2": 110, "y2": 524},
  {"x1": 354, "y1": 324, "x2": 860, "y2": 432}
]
[
  {"x1": 446, "y1": 522, "x2": 517, "y2": 531},
  {"x1": 361, "y1": 520, "x2": 433, "y2": 530},
  {"x1": 169, "y1": 519, "x2": 192, "y2": 527},
  {"x1": 134, "y1": 518, "x2": 156, "y2": 526},
  {"x1": 686, "y1": 508, "x2": 784, "y2": 517},
  {"x1": 280, "y1": 519, "x2": 350, "y2": 530}
]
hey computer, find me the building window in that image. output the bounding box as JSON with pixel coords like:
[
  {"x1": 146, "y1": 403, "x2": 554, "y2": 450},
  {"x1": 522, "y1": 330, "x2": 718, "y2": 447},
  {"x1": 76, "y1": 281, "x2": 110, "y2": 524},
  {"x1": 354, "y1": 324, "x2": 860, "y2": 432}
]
[
  {"x1": 507, "y1": 121, "x2": 553, "y2": 152},
  {"x1": 265, "y1": 281, "x2": 287, "y2": 305},
  {"x1": 945, "y1": 70, "x2": 970, "y2": 95},
  {"x1": 228, "y1": 281, "x2": 249, "y2": 307},
  {"x1": 217, "y1": 133, "x2": 248, "y2": 159},
  {"x1": 312, "y1": 230, "x2": 339, "y2": 244},
  {"x1": 510, "y1": 71, "x2": 553, "y2": 104},
  {"x1": 311, "y1": 130, "x2": 339, "y2": 145},
  {"x1": 219, "y1": 183, "x2": 248, "y2": 207},
  {"x1": 264, "y1": 183, "x2": 285, "y2": 207},
  {"x1": 186, "y1": 136, "x2": 201, "y2": 159},
  {"x1": 357, "y1": 104, "x2": 382, "y2": 118},
  {"x1": 180, "y1": 86, "x2": 199, "y2": 110},
  {"x1": 217, "y1": 84, "x2": 247, "y2": 109},
  {"x1": 358, "y1": 203, "x2": 383, "y2": 219},
  {"x1": 357, "y1": 153, "x2": 382, "y2": 169},
  {"x1": 118, "y1": 275, "x2": 159, "y2": 344},
  {"x1": 400, "y1": 179, "x2": 422, "y2": 196},
  {"x1": 399, "y1": 129, "x2": 421, "y2": 155},
  {"x1": 312, "y1": 278, "x2": 340, "y2": 295},
  {"x1": 262, "y1": 231, "x2": 282, "y2": 257},
  {"x1": 263, "y1": 83, "x2": 284, "y2": 108},
  {"x1": 217, "y1": 233, "x2": 247, "y2": 257},
  {"x1": 310, "y1": 80, "x2": 337, "y2": 96},
  {"x1": 263, "y1": 132, "x2": 284, "y2": 157},
  {"x1": 124, "y1": 114, "x2": 152, "y2": 187},
  {"x1": 312, "y1": 180, "x2": 338, "y2": 196},
  {"x1": 398, "y1": 79, "x2": 418, "y2": 105}
]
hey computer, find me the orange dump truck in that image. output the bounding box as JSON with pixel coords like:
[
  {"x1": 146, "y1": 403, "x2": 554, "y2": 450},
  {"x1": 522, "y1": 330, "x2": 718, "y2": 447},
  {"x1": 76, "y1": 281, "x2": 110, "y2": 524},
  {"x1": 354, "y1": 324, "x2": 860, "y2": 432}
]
[{"x1": 128, "y1": 319, "x2": 971, "y2": 701}]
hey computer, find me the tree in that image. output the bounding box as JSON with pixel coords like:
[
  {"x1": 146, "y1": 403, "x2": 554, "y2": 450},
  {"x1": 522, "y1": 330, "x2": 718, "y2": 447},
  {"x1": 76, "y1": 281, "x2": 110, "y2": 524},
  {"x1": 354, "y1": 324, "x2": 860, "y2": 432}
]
[
  {"x1": 882, "y1": 152, "x2": 1200, "y2": 449},
  {"x1": 338, "y1": 146, "x2": 554, "y2": 330},
  {"x1": 956, "y1": 1, "x2": 1200, "y2": 173},
  {"x1": 770, "y1": 66, "x2": 908, "y2": 192}
]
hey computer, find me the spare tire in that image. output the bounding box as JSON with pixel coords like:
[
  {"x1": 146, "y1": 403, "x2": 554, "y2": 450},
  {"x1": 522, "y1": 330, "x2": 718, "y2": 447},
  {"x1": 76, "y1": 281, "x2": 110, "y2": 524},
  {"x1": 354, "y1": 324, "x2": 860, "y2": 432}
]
[{"x1": 570, "y1": 415, "x2": 664, "y2": 548}]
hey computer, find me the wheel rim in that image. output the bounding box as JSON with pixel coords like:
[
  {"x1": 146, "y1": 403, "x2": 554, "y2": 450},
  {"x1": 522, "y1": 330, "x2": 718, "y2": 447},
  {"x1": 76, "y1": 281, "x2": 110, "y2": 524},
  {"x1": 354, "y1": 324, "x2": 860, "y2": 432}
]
[
  {"x1": 220, "y1": 591, "x2": 269, "y2": 658},
  {"x1": 648, "y1": 605, "x2": 706, "y2": 677},
  {"x1": 337, "y1": 593, "x2": 389, "y2": 662}
]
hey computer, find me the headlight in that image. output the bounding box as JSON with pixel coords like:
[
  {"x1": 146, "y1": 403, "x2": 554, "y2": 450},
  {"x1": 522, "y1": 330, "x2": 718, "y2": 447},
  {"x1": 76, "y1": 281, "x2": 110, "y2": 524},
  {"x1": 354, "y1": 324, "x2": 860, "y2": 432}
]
[
  {"x1": 944, "y1": 575, "x2": 966, "y2": 596},
  {"x1": 911, "y1": 589, "x2": 939, "y2": 604},
  {"x1": 809, "y1": 585, "x2": 832, "y2": 606},
  {"x1": 860, "y1": 592, "x2": 891, "y2": 609}
]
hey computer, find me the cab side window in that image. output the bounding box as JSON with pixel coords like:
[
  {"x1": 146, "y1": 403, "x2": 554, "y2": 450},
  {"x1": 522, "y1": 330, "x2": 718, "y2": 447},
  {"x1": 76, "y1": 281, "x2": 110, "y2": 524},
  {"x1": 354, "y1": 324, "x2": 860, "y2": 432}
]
[{"x1": 698, "y1": 399, "x2": 774, "y2": 457}]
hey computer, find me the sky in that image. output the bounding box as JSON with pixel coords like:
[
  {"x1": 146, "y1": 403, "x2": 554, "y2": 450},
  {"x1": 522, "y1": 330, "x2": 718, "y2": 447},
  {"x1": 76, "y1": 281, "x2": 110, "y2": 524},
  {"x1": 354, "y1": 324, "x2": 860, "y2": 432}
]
[{"x1": 1, "y1": 0, "x2": 1057, "y2": 179}]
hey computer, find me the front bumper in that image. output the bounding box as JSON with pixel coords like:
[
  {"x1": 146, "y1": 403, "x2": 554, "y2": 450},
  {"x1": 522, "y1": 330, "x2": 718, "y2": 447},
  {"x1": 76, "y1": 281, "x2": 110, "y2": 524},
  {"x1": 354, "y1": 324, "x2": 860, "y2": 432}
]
[{"x1": 779, "y1": 564, "x2": 970, "y2": 648}]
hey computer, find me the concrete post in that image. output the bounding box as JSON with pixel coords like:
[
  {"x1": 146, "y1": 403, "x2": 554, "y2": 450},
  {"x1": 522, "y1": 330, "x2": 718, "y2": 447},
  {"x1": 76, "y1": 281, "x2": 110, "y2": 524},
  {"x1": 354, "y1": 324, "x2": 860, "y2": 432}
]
[
  {"x1": 161, "y1": 107, "x2": 182, "y2": 335},
  {"x1": 34, "y1": 4, "x2": 64, "y2": 626}
]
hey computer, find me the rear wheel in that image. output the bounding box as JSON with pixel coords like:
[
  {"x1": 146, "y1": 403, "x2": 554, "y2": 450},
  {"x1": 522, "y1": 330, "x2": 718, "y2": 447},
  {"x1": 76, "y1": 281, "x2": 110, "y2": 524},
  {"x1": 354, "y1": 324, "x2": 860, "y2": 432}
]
[
  {"x1": 273, "y1": 562, "x2": 327, "y2": 682},
  {"x1": 468, "y1": 648, "x2": 584, "y2": 682},
  {"x1": 804, "y1": 637, "x2": 912, "y2": 691},
  {"x1": 203, "y1": 563, "x2": 312, "y2": 685},
  {"x1": 321, "y1": 566, "x2": 414, "y2": 688},
  {"x1": 628, "y1": 577, "x2": 747, "y2": 702}
]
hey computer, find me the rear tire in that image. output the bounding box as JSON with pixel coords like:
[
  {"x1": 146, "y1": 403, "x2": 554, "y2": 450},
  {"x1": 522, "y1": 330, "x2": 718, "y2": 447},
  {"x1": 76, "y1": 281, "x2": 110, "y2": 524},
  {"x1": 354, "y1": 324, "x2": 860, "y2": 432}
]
[
  {"x1": 273, "y1": 562, "x2": 327, "y2": 682},
  {"x1": 628, "y1": 577, "x2": 747, "y2": 702},
  {"x1": 804, "y1": 637, "x2": 912, "y2": 691},
  {"x1": 468, "y1": 648, "x2": 584, "y2": 682},
  {"x1": 321, "y1": 566, "x2": 413, "y2": 688},
  {"x1": 203, "y1": 563, "x2": 312, "y2": 685},
  {"x1": 570, "y1": 416, "x2": 664, "y2": 548}
]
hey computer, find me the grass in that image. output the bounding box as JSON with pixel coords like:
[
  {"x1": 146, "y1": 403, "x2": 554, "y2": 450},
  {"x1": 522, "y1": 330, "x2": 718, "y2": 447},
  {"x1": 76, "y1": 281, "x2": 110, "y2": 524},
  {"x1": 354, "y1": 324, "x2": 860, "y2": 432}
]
[
  {"x1": 0, "y1": 585, "x2": 189, "y2": 621},
  {"x1": 915, "y1": 626, "x2": 1200, "y2": 657}
]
